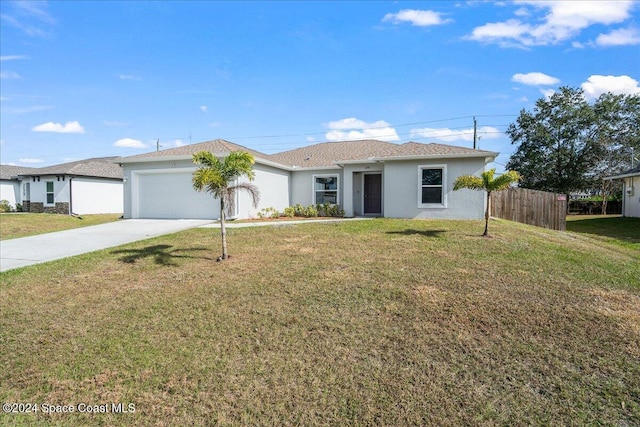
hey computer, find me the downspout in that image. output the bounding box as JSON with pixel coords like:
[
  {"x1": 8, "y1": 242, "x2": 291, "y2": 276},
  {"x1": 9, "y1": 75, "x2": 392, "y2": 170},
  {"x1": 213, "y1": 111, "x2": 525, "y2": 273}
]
[{"x1": 69, "y1": 177, "x2": 73, "y2": 215}]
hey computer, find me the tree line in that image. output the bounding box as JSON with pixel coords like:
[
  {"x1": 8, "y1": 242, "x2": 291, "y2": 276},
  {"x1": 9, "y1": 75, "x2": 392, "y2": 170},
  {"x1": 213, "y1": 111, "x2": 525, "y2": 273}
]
[{"x1": 506, "y1": 86, "x2": 640, "y2": 213}]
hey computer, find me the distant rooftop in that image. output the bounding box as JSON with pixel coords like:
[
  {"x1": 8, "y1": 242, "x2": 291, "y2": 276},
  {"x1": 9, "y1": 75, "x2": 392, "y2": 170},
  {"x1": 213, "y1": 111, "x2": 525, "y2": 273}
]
[
  {"x1": 0, "y1": 165, "x2": 39, "y2": 180},
  {"x1": 17, "y1": 157, "x2": 123, "y2": 179}
]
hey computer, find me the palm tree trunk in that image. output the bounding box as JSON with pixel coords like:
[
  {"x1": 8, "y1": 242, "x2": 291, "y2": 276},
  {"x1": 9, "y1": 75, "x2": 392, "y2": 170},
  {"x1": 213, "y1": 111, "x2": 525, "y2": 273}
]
[
  {"x1": 483, "y1": 191, "x2": 491, "y2": 237},
  {"x1": 220, "y1": 198, "x2": 228, "y2": 259}
]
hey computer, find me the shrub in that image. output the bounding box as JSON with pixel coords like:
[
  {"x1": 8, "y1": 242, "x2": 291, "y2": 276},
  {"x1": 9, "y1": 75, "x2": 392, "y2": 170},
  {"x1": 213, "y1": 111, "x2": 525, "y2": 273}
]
[
  {"x1": 303, "y1": 205, "x2": 318, "y2": 217},
  {"x1": 294, "y1": 204, "x2": 306, "y2": 217},
  {"x1": 0, "y1": 200, "x2": 12, "y2": 213},
  {"x1": 15, "y1": 203, "x2": 23, "y2": 212},
  {"x1": 257, "y1": 207, "x2": 280, "y2": 219},
  {"x1": 283, "y1": 206, "x2": 295, "y2": 218}
]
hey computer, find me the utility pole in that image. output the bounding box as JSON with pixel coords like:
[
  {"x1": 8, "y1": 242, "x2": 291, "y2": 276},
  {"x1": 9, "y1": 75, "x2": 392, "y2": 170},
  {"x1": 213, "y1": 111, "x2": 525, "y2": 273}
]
[
  {"x1": 156, "y1": 138, "x2": 161, "y2": 152},
  {"x1": 473, "y1": 117, "x2": 477, "y2": 150}
]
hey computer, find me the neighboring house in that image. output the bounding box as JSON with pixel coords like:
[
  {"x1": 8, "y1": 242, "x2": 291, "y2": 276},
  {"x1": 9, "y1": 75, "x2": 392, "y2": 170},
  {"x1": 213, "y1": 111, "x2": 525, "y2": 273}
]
[
  {"x1": 17, "y1": 157, "x2": 124, "y2": 215},
  {"x1": 118, "y1": 139, "x2": 497, "y2": 220},
  {"x1": 606, "y1": 164, "x2": 640, "y2": 218},
  {"x1": 0, "y1": 165, "x2": 38, "y2": 210}
]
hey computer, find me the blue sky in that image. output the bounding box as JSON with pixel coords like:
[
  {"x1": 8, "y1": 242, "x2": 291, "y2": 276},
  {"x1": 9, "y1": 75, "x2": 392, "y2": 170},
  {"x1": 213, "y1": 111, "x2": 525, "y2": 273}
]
[{"x1": 2, "y1": 1, "x2": 639, "y2": 171}]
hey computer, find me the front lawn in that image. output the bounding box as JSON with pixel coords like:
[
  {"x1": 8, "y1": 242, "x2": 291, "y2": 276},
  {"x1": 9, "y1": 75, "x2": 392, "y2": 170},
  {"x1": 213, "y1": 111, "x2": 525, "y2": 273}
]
[
  {"x1": 0, "y1": 213, "x2": 121, "y2": 240},
  {"x1": 1, "y1": 219, "x2": 638, "y2": 426}
]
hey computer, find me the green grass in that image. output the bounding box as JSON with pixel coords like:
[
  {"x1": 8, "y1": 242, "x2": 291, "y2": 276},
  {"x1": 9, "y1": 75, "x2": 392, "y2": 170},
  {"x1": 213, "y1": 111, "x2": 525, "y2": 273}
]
[
  {"x1": 1, "y1": 219, "x2": 638, "y2": 426},
  {"x1": 0, "y1": 213, "x2": 121, "y2": 240},
  {"x1": 566, "y1": 215, "x2": 640, "y2": 249}
]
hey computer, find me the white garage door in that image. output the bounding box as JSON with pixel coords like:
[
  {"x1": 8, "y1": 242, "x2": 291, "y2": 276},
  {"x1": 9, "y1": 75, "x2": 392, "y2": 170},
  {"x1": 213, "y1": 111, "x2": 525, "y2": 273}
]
[{"x1": 136, "y1": 172, "x2": 219, "y2": 219}]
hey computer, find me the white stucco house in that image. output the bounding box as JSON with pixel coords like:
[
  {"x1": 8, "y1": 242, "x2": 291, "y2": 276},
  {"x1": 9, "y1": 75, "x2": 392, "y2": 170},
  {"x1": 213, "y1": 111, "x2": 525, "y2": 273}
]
[
  {"x1": 118, "y1": 139, "x2": 497, "y2": 220},
  {"x1": 14, "y1": 157, "x2": 124, "y2": 215},
  {"x1": 0, "y1": 165, "x2": 38, "y2": 210},
  {"x1": 606, "y1": 164, "x2": 640, "y2": 218}
]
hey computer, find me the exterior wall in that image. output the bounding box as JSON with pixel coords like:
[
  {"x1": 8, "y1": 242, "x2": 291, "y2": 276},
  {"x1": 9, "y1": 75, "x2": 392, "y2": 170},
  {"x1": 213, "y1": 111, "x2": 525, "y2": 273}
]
[
  {"x1": 123, "y1": 159, "x2": 291, "y2": 219},
  {"x1": 623, "y1": 176, "x2": 640, "y2": 218},
  {"x1": 290, "y1": 168, "x2": 343, "y2": 208},
  {"x1": 0, "y1": 180, "x2": 21, "y2": 209},
  {"x1": 237, "y1": 163, "x2": 290, "y2": 218},
  {"x1": 71, "y1": 178, "x2": 123, "y2": 214},
  {"x1": 27, "y1": 177, "x2": 70, "y2": 210},
  {"x1": 383, "y1": 158, "x2": 487, "y2": 220}
]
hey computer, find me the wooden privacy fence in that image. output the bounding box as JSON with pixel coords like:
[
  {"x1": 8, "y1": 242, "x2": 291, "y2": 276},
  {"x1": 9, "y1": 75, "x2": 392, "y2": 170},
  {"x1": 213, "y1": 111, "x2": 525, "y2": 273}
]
[{"x1": 490, "y1": 187, "x2": 567, "y2": 231}]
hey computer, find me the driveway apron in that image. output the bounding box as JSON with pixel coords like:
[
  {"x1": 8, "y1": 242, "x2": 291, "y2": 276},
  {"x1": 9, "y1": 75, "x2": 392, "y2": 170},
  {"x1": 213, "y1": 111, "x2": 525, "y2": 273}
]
[{"x1": 0, "y1": 219, "x2": 212, "y2": 272}]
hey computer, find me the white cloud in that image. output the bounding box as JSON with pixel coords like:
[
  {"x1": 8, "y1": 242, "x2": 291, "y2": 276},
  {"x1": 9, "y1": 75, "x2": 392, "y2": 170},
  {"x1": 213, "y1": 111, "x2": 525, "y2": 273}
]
[
  {"x1": 19, "y1": 158, "x2": 44, "y2": 164},
  {"x1": 1, "y1": 1, "x2": 55, "y2": 37},
  {"x1": 540, "y1": 88, "x2": 556, "y2": 99},
  {"x1": 382, "y1": 9, "x2": 452, "y2": 27},
  {"x1": 1, "y1": 71, "x2": 21, "y2": 79},
  {"x1": 3, "y1": 105, "x2": 54, "y2": 114},
  {"x1": 596, "y1": 27, "x2": 640, "y2": 46},
  {"x1": 200, "y1": 105, "x2": 208, "y2": 113},
  {"x1": 581, "y1": 75, "x2": 640, "y2": 99},
  {"x1": 0, "y1": 55, "x2": 28, "y2": 61},
  {"x1": 468, "y1": 1, "x2": 635, "y2": 47},
  {"x1": 512, "y1": 72, "x2": 560, "y2": 86},
  {"x1": 410, "y1": 126, "x2": 502, "y2": 143},
  {"x1": 324, "y1": 118, "x2": 400, "y2": 141},
  {"x1": 172, "y1": 139, "x2": 186, "y2": 147},
  {"x1": 117, "y1": 74, "x2": 141, "y2": 81},
  {"x1": 32, "y1": 121, "x2": 85, "y2": 134},
  {"x1": 113, "y1": 138, "x2": 147, "y2": 148}
]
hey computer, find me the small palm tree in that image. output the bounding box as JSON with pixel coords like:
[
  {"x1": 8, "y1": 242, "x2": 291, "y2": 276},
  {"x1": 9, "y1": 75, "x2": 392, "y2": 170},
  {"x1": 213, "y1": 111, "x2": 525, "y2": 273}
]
[
  {"x1": 453, "y1": 168, "x2": 520, "y2": 237},
  {"x1": 192, "y1": 150, "x2": 260, "y2": 260}
]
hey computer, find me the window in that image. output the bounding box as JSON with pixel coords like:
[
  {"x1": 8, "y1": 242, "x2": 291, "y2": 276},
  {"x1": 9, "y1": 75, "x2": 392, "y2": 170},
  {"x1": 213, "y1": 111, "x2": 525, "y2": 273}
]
[
  {"x1": 418, "y1": 165, "x2": 446, "y2": 207},
  {"x1": 46, "y1": 181, "x2": 54, "y2": 204},
  {"x1": 314, "y1": 175, "x2": 338, "y2": 204}
]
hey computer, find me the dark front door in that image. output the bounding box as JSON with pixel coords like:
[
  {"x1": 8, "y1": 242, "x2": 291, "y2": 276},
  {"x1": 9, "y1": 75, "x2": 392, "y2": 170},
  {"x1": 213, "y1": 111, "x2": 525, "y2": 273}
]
[{"x1": 364, "y1": 174, "x2": 382, "y2": 214}]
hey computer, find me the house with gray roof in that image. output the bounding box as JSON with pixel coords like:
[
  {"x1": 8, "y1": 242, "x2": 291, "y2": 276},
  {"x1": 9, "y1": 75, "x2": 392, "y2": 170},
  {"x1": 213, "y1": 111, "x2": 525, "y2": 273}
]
[
  {"x1": 14, "y1": 157, "x2": 123, "y2": 214},
  {"x1": 118, "y1": 139, "x2": 497, "y2": 220},
  {"x1": 606, "y1": 164, "x2": 640, "y2": 218},
  {"x1": 0, "y1": 165, "x2": 38, "y2": 210}
]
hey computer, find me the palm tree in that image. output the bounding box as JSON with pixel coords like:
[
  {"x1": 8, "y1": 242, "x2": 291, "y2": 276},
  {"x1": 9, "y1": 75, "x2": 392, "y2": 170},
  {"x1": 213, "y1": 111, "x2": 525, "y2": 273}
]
[
  {"x1": 453, "y1": 168, "x2": 520, "y2": 237},
  {"x1": 192, "y1": 150, "x2": 260, "y2": 260}
]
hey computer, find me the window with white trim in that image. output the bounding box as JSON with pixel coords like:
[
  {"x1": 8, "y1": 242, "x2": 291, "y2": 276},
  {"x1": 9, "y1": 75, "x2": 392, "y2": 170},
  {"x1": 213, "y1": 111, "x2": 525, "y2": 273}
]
[
  {"x1": 314, "y1": 175, "x2": 338, "y2": 204},
  {"x1": 418, "y1": 165, "x2": 446, "y2": 207},
  {"x1": 46, "y1": 181, "x2": 54, "y2": 204}
]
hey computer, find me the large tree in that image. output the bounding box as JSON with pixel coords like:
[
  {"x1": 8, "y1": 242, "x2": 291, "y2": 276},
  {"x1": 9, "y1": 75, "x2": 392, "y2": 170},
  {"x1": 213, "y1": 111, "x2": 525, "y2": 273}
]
[
  {"x1": 453, "y1": 168, "x2": 520, "y2": 237},
  {"x1": 506, "y1": 87, "x2": 596, "y2": 196},
  {"x1": 506, "y1": 87, "x2": 640, "y2": 206},
  {"x1": 589, "y1": 93, "x2": 640, "y2": 213},
  {"x1": 192, "y1": 150, "x2": 260, "y2": 261}
]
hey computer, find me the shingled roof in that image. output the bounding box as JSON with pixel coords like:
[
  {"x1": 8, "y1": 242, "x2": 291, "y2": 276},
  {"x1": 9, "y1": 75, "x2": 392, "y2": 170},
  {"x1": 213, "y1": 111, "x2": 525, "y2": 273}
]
[
  {"x1": 270, "y1": 140, "x2": 497, "y2": 168},
  {"x1": 19, "y1": 157, "x2": 123, "y2": 179},
  {"x1": 0, "y1": 165, "x2": 39, "y2": 180},
  {"x1": 606, "y1": 164, "x2": 640, "y2": 179},
  {"x1": 118, "y1": 139, "x2": 271, "y2": 164}
]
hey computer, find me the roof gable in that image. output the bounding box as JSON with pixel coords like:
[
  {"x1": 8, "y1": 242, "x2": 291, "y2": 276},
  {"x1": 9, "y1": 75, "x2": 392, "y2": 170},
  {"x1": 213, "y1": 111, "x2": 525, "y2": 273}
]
[{"x1": 118, "y1": 139, "x2": 271, "y2": 164}]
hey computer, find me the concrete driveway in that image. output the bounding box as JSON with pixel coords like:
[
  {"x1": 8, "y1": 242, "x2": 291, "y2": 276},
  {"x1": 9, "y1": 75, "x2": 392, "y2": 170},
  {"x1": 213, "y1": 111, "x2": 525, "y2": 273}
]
[{"x1": 0, "y1": 219, "x2": 213, "y2": 272}]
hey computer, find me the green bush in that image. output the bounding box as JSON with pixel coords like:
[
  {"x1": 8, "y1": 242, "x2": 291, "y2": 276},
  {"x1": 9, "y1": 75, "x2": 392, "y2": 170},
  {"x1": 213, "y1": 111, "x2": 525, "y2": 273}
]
[
  {"x1": 257, "y1": 207, "x2": 280, "y2": 219},
  {"x1": 283, "y1": 206, "x2": 295, "y2": 218},
  {"x1": 0, "y1": 200, "x2": 12, "y2": 213},
  {"x1": 303, "y1": 205, "x2": 318, "y2": 217}
]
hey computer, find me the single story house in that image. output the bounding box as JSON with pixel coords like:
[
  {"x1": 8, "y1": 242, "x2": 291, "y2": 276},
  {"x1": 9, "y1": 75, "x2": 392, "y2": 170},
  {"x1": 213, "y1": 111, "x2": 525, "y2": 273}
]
[
  {"x1": 118, "y1": 139, "x2": 497, "y2": 220},
  {"x1": 0, "y1": 165, "x2": 38, "y2": 210},
  {"x1": 606, "y1": 164, "x2": 640, "y2": 218},
  {"x1": 16, "y1": 157, "x2": 124, "y2": 215}
]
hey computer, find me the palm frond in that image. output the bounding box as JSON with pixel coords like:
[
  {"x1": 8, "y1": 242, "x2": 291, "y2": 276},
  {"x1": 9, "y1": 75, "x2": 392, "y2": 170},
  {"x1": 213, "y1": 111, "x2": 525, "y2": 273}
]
[{"x1": 453, "y1": 175, "x2": 485, "y2": 191}]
